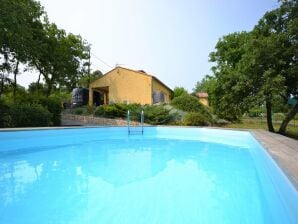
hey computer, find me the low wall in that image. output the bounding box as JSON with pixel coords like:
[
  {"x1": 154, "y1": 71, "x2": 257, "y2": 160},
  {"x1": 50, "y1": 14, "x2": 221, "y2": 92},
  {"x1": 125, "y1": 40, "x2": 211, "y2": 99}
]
[{"x1": 62, "y1": 114, "x2": 142, "y2": 126}]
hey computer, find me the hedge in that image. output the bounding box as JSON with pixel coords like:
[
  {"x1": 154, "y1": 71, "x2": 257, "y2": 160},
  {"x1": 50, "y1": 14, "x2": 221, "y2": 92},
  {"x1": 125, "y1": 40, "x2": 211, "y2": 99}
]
[{"x1": 9, "y1": 103, "x2": 52, "y2": 127}]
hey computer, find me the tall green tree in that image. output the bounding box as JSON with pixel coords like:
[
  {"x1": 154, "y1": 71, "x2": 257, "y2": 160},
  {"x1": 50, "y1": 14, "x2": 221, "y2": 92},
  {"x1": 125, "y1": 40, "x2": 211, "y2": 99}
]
[
  {"x1": 0, "y1": 0, "x2": 44, "y2": 98},
  {"x1": 209, "y1": 0, "x2": 298, "y2": 134},
  {"x1": 30, "y1": 21, "x2": 89, "y2": 95},
  {"x1": 209, "y1": 31, "x2": 252, "y2": 121}
]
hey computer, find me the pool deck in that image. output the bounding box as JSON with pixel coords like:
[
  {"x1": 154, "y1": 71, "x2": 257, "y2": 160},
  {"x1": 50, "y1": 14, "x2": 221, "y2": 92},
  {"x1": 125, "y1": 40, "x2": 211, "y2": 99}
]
[
  {"x1": 0, "y1": 126, "x2": 297, "y2": 189},
  {"x1": 252, "y1": 130, "x2": 298, "y2": 190}
]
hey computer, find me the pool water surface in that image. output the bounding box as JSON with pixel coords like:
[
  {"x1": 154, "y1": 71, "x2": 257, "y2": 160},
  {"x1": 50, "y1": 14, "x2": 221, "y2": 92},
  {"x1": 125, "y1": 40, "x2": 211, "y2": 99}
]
[{"x1": 0, "y1": 127, "x2": 297, "y2": 223}]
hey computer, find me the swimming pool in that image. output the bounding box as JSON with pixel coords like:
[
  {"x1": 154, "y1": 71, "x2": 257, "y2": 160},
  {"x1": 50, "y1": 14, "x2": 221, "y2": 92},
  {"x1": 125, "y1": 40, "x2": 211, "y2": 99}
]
[{"x1": 0, "y1": 127, "x2": 297, "y2": 223}]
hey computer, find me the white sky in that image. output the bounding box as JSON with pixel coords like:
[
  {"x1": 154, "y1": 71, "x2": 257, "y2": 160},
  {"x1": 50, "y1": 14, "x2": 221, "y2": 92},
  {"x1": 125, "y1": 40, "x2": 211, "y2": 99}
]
[{"x1": 18, "y1": 0, "x2": 278, "y2": 91}]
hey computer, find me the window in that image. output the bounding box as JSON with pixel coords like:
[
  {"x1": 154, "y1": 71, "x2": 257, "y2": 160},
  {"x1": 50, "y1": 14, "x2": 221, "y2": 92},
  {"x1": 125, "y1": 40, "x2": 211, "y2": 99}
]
[{"x1": 153, "y1": 91, "x2": 165, "y2": 104}]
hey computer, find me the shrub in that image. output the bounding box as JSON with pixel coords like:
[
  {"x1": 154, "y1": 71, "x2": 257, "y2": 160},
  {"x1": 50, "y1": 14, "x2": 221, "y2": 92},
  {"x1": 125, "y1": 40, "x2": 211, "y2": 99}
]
[
  {"x1": 93, "y1": 103, "x2": 176, "y2": 125},
  {"x1": 0, "y1": 98, "x2": 11, "y2": 127},
  {"x1": 273, "y1": 113, "x2": 285, "y2": 121},
  {"x1": 73, "y1": 107, "x2": 84, "y2": 115},
  {"x1": 171, "y1": 94, "x2": 212, "y2": 119},
  {"x1": 171, "y1": 94, "x2": 205, "y2": 112},
  {"x1": 247, "y1": 107, "x2": 263, "y2": 118},
  {"x1": 94, "y1": 103, "x2": 142, "y2": 119},
  {"x1": 39, "y1": 96, "x2": 62, "y2": 126},
  {"x1": 143, "y1": 105, "x2": 177, "y2": 125},
  {"x1": 94, "y1": 104, "x2": 123, "y2": 118},
  {"x1": 183, "y1": 112, "x2": 210, "y2": 126},
  {"x1": 86, "y1": 105, "x2": 95, "y2": 115},
  {"x1": 10, "y1": 103, "x2": 52, "y2": 127}
]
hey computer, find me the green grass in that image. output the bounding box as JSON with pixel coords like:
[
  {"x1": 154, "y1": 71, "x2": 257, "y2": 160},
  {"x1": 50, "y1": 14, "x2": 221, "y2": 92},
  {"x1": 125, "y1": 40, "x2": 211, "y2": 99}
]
[{"x1": 220, "y1": 118, "x2": 298, "y2": 140}]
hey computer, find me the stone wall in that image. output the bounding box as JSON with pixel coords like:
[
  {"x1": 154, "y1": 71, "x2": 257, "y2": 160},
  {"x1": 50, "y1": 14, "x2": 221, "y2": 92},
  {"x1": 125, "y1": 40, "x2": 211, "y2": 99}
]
[{"x1": 62, "y1": 114, "x2": 143, "y2": 126}]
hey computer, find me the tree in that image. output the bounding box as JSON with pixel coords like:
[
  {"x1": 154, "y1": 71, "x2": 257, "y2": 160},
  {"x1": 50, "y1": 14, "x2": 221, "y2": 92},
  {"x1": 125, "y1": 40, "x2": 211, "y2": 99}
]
[
  {"x1": 209, "y1": 0, "x2": 298, "y2": 134},
  {"x1": 78, "y1": 70, "x2": 103, "y2": 88},
  {"x1": 30, "y1": 21, "x2": 89, "y2": 95},
  {"x1": 209, "y1": 32, "x2": 252, "y2": 121},
  {"x1": 248, "y1": 0, "x2": 298, "y2": 133},
  {"x1": 193, "y1": 75, "x2": 217, "y2": 107},
  {"x1": 0, "y1": 0, "x2": 44, "y2": 98},
  {"x1": 173, "y1": 87, "x2": 188, "y2": 98}
]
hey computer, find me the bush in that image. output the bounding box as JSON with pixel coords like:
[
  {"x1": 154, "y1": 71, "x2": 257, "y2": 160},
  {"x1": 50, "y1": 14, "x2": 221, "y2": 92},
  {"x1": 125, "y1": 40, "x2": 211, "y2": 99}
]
[
  {"x1": 143, "y1": 105, "x2": 177, "y2": 125},
  {"x1": 171, "y1": 94, "x2": 212, "y2": 119},
  {"x1": 10, "y1": 103, "x2": 52, "y2": 127},
  {"x1": 73, "y1": 107, "x2": 84, "y2": 115},
  {"x1": 273, "y1": 113, "x2": 285, "y2": 121},
  {"x1": 86, "y1": 105, "x2": 95, "y2": 115},
  {"x1": 93, "y1": 103, "x2": 176, "y2": 125},
  {"x1": 247, "y1": 107, "x2": 263, "y2": 118},
  {"x1": 0, "y1": 98, "x2": 11, "y2": 127},
  {"x1": 94, "y1": 103, "x2": 142, "y2": 119},
  {"x1": 39, "y1": 97, "x2": 62, "y2": 126},
  {"x1": 183, "y1": 112, "x2": 210, "y2": 126},
  {"x1": 171, "y1": 94, "x2": 205, "y2": 112},
  {"x1": 94, "y1": 104, "x2": 123, "y2": 118}
]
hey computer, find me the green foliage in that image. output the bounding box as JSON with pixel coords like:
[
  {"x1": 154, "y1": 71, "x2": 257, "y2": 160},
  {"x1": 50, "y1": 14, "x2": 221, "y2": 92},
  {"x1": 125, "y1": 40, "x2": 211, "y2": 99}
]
[
  {"x1": 3, "y1": 93, "x2": 62, "y2": 127},
  {"x1": 0, "y1": 0, "x2": 44, "y2": 96},
  {"x1": 0, "y1": 98, "x2": 11, "y2": 127},
  {"x1": 171, "y1": 94, "x2": 209, "y2": 115},
  {"x1": 93, "y1": 103, "x2": 176, "y2": 125},
  {"x1": 273, "y1": 113, "x2": 285, "y2": 121},
  {"x1": 208, "y1": 0, "x2": 298, "y2": 133},
  {"x1": 143, "y1": 105, "x2": 176, "y2": 125},
  {"x1": 9, "y1": 103, "x2": 52, "y2": 127},
  {"x1": 78, "y1": 70, "x2": 103, "y2": 88},
  {"x1": 247, "y1": 106, "x2": 264, "y2": 118},
  {"x1": 173, "y1": 87, "x2": 188, "y2": 98},
  {"x1": 95, "y1": 104, "x2": 127, "y2": 118},
  {"x1": 193, "y1": 76, "x2": 217, "y2": 107},
  {"x1": 28, "y1": 82, "x2": 48, "y2": 95},
  {"x1": 0, "y1": 0, "x2": 89, "y2": 97},
  {"x1": 38, "y1": 96, "x2": 62, "y2": 126},
  {"x1": 73, "y1": 107, "x2": 84, "y2": 115},
  {"x1": 183, "y1": 112, "x2": 210, "y2": 126},
  {"x1": 31, "y1": 22, "x2": 89, "y2": 95},
  {"x1": 86, "y1": 105, "x2": 95, "y2": 115}
]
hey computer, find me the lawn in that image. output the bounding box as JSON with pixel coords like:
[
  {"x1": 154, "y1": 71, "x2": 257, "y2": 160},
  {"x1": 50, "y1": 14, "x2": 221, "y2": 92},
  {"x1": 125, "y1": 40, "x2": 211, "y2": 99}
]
[{"x1": 221, "y1": 118, "x2": 298, "y2": 140}]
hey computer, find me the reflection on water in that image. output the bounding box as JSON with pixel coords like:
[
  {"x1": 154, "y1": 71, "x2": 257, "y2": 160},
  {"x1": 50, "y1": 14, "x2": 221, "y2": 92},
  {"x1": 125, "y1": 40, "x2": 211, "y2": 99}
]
[{"x1": 0, "y1": 138, "x2": 286, "y2": 224}]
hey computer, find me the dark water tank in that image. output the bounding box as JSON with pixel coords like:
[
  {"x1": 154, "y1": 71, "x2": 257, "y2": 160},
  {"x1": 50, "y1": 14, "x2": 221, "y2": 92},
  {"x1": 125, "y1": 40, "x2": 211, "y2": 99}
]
[{"x1": 71, "y1": 88, "x2": 89, "y2": 107}]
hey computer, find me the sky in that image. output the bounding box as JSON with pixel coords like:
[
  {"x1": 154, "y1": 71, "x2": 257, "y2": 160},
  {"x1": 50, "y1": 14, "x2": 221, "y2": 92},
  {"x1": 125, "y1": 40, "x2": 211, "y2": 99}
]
[{"x1": 20, "y1": 0, "x2": 278, "y2": 91}]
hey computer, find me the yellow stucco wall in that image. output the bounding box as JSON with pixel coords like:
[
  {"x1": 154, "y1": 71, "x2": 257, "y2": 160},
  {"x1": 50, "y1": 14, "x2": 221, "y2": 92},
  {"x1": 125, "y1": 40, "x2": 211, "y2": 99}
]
[
  {"x1": 199, "y1": 98, "x2": 209, "y2": 106},
  {"x1": 152, "y1": 79, "x2": 172, "y2": 103},
  {"x1": 89, "y1": 68, "x2": 152, "y2": 105}
]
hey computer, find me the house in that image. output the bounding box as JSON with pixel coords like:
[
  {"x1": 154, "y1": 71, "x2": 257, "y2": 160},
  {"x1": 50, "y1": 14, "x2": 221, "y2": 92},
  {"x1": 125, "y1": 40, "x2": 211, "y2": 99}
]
[
  {"x1": 89, "y1": 67, "x2": 173, "y2": 106},
  {"x1": 195, "y1": 92, "x2": 209, "y2": 106}
]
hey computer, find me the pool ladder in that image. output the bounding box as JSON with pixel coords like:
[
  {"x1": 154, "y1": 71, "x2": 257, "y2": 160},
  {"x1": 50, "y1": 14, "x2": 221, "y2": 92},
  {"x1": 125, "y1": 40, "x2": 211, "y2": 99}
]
[{"x1": 127, "y1": 110, "x2": 144, "y2": 135}]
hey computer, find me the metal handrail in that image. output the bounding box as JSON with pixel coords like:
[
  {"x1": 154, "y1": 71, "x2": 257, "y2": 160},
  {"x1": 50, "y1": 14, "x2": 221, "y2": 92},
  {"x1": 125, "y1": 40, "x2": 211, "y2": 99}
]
[
  {"x1": 141, "y1": 110, "x2": 144, "y2": 134},
  {"x1": 127, "y1": 110, "x2": 144, "y2": 135}
]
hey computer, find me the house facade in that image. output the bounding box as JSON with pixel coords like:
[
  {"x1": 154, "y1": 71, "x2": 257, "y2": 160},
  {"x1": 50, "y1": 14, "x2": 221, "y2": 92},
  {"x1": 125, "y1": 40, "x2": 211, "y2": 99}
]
[{"x1": 89, "y1": 67, "x2": 173, "y2": 106}]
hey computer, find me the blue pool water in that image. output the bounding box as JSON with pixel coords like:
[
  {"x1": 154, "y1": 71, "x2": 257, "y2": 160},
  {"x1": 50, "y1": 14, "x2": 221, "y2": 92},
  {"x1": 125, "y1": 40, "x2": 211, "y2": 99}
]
[{"x1": 0, "y1": 127, "x2": 297, "y2": 223}]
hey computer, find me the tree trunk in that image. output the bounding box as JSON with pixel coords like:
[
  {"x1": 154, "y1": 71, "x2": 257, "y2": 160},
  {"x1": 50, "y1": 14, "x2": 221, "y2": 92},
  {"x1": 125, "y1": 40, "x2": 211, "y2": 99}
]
[
  {"x1": 266, "y1": 99, "x2": 275, "y2": 132},
  {"x1": 278, "y1": 103, "x2": 298, "y2": 135},
  {"x1": 37, "y1": 72, "x2": 41, "y2": 84},
  {"x1": 13, "y1": 60, "x2": 19, "y2": 101}
]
